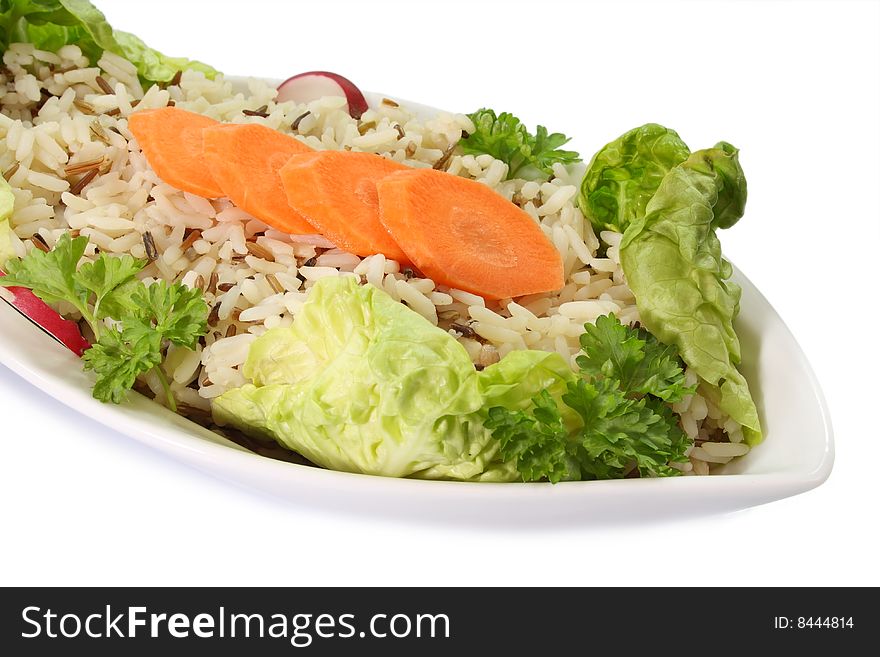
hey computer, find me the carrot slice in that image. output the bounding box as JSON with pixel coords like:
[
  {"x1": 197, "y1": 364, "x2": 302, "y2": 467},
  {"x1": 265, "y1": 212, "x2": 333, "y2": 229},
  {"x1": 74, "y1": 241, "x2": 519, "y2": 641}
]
[
  {"x1": 279, "y1": 151, "x2": 410, "y2": 262},
  {"x1": 376, "y1": 169, "x2": 564, "y2": 299},
  {"x1": 202, "y1": 123, "x2": 317, "y2": 234},
  {"x1": 128, "y1": 107, "x2": 224, "y2": 198}
]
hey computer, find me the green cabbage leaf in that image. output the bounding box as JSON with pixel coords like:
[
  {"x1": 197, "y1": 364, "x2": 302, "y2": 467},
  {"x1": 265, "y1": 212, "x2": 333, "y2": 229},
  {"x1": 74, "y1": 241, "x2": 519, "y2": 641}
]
[
  {"x1": 0, "y1": 176, "x2": 17, "y2": 268},
  {"x1": 620, "y1": 143, "x2": 761, "y2": 443},
  {"x1": 0, "y1": 0, "x2": 218, "y2": 85},
  {"x1": 214, "y1": 276, "x2": 577, "y2": 481},
  {"x1": 577, "y1": 123, "x2": 690, "y2": 233}
]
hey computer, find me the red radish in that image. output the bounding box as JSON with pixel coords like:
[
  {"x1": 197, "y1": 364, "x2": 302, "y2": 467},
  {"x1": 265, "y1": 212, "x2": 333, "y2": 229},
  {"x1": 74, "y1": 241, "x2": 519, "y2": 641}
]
[
  {"x1": 276, "y1": 71, "x2": 369, "y2": 119},
  {"x1": 0, "y1": 271, "x2": 90, "y2": 357}
]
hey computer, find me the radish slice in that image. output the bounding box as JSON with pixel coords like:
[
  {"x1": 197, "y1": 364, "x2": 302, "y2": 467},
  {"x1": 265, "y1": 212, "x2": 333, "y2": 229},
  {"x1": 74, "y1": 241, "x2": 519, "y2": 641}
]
[
  {"x1": 0, "y1": 271, "x2": 90, "y2": 357},
  {"x1": 277, "y1": 71, "x2": 369, "y2": 120}
]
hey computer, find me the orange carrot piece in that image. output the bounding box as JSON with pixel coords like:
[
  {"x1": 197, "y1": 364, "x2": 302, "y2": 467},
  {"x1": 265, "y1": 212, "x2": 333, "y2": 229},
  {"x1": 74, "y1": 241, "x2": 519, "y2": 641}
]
[
  {"x1": 279, "y1": 151, "x2": 410, "y2": 262},
  {"x1": 376, "y1": 169, "x2": 564, "y2": 299},
  {"x1": 202, "y1": 123, "x2": 317, "y2": 234},
  {"x1": 128, "y1": 107, "x2": 224, "y2": 198}
]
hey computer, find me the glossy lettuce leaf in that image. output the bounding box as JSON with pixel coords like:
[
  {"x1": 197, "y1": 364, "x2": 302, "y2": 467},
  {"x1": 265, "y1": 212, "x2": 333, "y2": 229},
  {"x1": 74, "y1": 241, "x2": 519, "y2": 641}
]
[
  {"x1": 0, "y1": 0, "x2": 218, "y2": 85},
  {"x1": 578, "y1": 123, "x2": 690, "y2": 233},
  {"x1": 478, "y1": 349, "x2": 574, "y2": 411},
  {"x1": 619, "y1": 143, "x2": 761, "y2": 444},
  {"x1": 0, "y1": 176, "x2": 17, "y2": 268},
  {"x1": 213, "y1": 277, "x2": 586, "y2": 481},
  {"x1": 113, "y1": 30, "x2": 219, "y2": 84},
  {"x1": 679, "y1": 141, "x2": 747, "y2": 229},
  {"x1": 213, "y1": 276, "x2": 510, "y2": 480}
]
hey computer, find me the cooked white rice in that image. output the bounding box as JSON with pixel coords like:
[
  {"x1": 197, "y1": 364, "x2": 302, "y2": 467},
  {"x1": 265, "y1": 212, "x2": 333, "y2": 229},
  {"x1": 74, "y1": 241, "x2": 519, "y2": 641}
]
[{"x1": 0, "y1": 42, "x2": 747, "y2": 473}]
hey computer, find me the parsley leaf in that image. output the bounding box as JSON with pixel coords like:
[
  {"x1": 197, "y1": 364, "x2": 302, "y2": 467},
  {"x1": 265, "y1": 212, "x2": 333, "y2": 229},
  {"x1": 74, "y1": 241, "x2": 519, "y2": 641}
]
[
  {"x1": 82, "y1": 327, "x2": 162, "y2": 404},
  {"x1": 563, "y1": 378, "x2": 689, "y2": 478},
  {"x1": 126, "y1": 280, "x2": 208, "y2": 348},
  {"x1": 75, "y1": 253, "x2": 143, "y2": 320},
  {"x1": 576, "y1": 313, "x2": 695, "y2": 402},
  {"x1": 0, "y1": 232, "x2": 209, "y2": 408},
  {"x1": 0, "y1": 232, "x2": 90, "y2": 312},
  {"x1": 485, "y1": 390, "x2": 578, "y2": 483},
  {"x1": 485, "y1": 315, "x2": 694, "y2": 482},
  {"x1": 93, "y1": 280, "x2": 208, "y2": 407},
  {"x1": 460, "y1": 108, "x2": 581, "y2": 181},
  {"x1": 87, "y1": 281, "x2": 207, "y2": 407}
]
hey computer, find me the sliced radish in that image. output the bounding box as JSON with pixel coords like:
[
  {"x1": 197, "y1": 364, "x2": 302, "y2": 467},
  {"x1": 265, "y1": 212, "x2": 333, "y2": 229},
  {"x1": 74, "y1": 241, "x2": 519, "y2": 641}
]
[
  {"x1": 0, "y1": 271, "x2": 90, "y2": 356},
  {"x1": 277, "y1": 71, "x2": 369, "y2": 120}
]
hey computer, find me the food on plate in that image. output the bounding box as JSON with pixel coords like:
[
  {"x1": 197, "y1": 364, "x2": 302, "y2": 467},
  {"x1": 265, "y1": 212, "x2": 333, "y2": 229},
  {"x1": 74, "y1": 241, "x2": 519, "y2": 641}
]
[
  {"x1": 203, "y1": 122, "x2": 315, "y2": 234},
  {"x1": 216, "y1": 275, "x2": 524, "y2": 481},
  {"x1": 616, "y1": 143, "x2": 760, "y2": 444},
  {"x1": 280, "y1": 150, "x2": 411, "y2": 261},
  {"x1": 576, "y1": 123, "x2": 691, "y2": 233},
  {"x1": 0, "y1": 0, "x2": 217, "y2": 85},
  {"x1": 276, "y1": 71, "x2": 369, "y2": 120},
  {"x1": 1, "y1": 177, "x2": 91, "y2": 355},
  {"x1": 1, "y1": 232, "x2": 208, "y2": 407},
  {"x1": 214, "y1": 276, "x2": 694, "y2": 481},
  {"x1": 459, "y1": 108, "x2": 580, "y2": 181},
  {"x1": 376, "y1": 168, "x2": 565, "y2": 298},
  {"x1": 0, "y1": 0, "x2": 759, "y2": 481},
  {"x1": 129, "y1": 107, "x2": 224, "y2": 198}
]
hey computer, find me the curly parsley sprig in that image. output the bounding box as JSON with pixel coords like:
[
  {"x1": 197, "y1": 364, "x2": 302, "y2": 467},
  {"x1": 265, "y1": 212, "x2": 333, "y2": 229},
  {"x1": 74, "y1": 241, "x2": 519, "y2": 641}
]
[
  {"x1": 0, "y1": 233, "x2": 208, "y2": 409},
  {"x1": 459, "y1": 108, "x2": 581, "y2": 181},
  {"x1": 485, "y1": 314, "x2": 695, "y2": 482}
]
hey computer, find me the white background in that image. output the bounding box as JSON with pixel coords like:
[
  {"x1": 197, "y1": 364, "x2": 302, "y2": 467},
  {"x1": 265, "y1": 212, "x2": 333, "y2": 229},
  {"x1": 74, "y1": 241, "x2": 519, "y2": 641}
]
[{"x1": 1, "y1": 0, "x2": 878, "y2": 586}]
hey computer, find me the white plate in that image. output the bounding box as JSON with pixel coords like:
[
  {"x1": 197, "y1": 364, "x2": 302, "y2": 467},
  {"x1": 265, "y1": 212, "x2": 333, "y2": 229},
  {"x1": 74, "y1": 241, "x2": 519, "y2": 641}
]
[{"x1": 0, "y1": 89, "x2": 833, "y2": 526}]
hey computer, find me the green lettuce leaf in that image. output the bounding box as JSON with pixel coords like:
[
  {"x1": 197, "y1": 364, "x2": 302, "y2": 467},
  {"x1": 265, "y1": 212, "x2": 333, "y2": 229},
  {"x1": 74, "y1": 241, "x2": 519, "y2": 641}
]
[
  {"x1": 478, "y1": 349, "x2": 574, "y2": 411},
  {"x1": 213, "y1": 276, "x2": 514, "y2": 481},
  {"x1": 113, "y1": 30, "x2": 219, "y2": 84},
  {"x1": 0, "y1": 176, "x2": 17, "y2": 268},
  {"x1": 0, "y1": 219, "x2": 15, "y2": 269},
  {"x1": 214, "y1": 276, "x2": 586, "y2": 481},
  {"x1": 0, "y1": 0, "x2": 218, "y2": 86},
  {"x1": 619, "y1": 143, "x2": 762, "y2": 444},
  {"x1": 577, "y1": 123, "x2": 690, "y2": 233}
]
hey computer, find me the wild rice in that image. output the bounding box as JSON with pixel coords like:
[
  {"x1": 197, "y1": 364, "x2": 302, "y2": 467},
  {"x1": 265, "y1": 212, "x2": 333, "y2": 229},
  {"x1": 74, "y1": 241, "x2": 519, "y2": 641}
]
[
  {"x1": 142, "y1": 231, "x2": 158, "y2": 261},
  {"x1": 95, "y1": 75, "x2": 114, "y2": 95},
  {"x1": 291, "y1": 110, "x2": 310, "y2": 131},
  {"x1": 68, "y1": 168, "x2": 98, "y2": 195},
  {"x1": 0, "y1": 41, "x2": 738, "y2": 475}
]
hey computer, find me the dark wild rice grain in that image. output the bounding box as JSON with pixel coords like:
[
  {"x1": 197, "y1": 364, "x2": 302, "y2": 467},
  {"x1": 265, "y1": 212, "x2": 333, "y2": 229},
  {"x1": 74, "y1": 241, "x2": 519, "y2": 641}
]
[
  {"x1": 180, "y1": 229, "x2": 202, "y2": 252},
  {"x1": 69, "y1": 168, "x2": 98, "y2": 195},
  {"x1": 245, "y1": 241, "x2": 274, "y2": 261},
  {"x1": 142, "y1": 231, "x2": 158, "y2": 261},
  {"x1": 432, "y1": 144, "x2": 456, "y2": 171},
  {"x1": 95, "y1": 76, "x2": 114, "y2": 95},
  {"x1": 291, "y1": 111, "x2": 311, "y2": 131},
  {"x1": 242, "y1": 105, "x2": 269, "y2": 117},
  {"x1": 29, "y1": 234, "x2": 50, "y2": 253}
]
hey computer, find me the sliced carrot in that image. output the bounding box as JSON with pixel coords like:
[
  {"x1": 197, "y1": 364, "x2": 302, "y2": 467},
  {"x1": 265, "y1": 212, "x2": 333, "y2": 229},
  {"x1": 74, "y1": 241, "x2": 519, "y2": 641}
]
[
  {"x1": 279, "y1": 151, "x2": 410, "y2": 262},
  {"x1": 202, "y1": 123, "x2": 317, "y2": 234},
  {"x1": 376, "y1": 169, "x2": 564, "y2": 299},
  {"x1": 128, "y1": 107, "x2": 224, "y2": 198}
]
